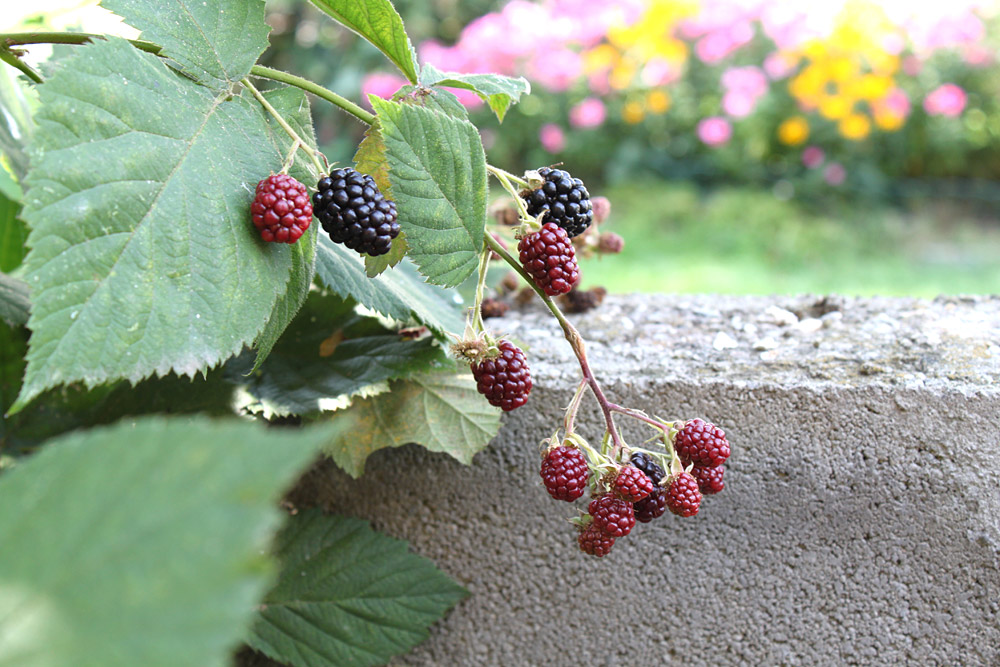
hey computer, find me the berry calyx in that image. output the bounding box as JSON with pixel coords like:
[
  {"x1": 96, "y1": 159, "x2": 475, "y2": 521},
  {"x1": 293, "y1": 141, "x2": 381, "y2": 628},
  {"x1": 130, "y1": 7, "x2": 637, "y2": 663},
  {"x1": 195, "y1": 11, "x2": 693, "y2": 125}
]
[
  {"x1": 588, "y1": 493, "x2": 635, "y2": 537},
  {"x1": 674, "y1": 418, "x2": 730, "y2": 469},
  {"x1": 612, "y1": 465, "x2": 654, "y2": 502},
  {"x1": 313, "y1": 167, "x2": 399, "y2": 256},
  {"x1": 578, "y1": 522, "x2": 615, "y2": 557},
  {"x1": 633, "y1": 489, "x2": 668, "y2": 523},
  {"x1": 522, "y1": 167, "x2": 593, "y2": 238},
  {"x1": 517, "y1": 222, "x2": 581, "y2": 296},
  {"x1": 692, "y1": 465, "x2": 725, "y2": 495},
  {"x1": 251, "y1": 174, "x2": 312, "y2": 244},
  {"x1": 665, "y1": 472, "x2": 702, "y2": 517},
  {"x1": 540, "y1": 445, "x2": 589, "y2": 502},
  {"x1": 470, "y1": 339, "x2": 532, "y2": 412}
]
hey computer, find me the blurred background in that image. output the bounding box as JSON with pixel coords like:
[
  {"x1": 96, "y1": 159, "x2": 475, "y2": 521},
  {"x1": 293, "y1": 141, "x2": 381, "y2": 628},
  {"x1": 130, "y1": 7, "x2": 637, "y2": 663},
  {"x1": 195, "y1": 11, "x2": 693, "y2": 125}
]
[{"x1": 6, "y1": 0, "x2": 1000, "y2": 296}]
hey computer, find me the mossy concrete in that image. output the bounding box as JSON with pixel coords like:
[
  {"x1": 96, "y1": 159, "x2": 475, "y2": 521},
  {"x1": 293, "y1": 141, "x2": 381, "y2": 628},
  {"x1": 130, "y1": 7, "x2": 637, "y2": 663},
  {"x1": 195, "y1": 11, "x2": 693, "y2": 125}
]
[{"x1": 289, "y1": 294, "x2": 1000, "y2": 666}]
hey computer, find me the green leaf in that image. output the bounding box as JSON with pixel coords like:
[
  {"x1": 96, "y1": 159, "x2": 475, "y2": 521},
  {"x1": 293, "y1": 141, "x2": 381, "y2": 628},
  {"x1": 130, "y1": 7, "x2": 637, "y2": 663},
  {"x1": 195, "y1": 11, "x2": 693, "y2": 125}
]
[
  {"x1": 0, "y1": 273, "x2": 29, "y2": 327},
  {"x1": 100, "y1": 0, "x2": 270, "y2": 90},
  {"x1": 308, "y1": 0, "x2": 418, "y2": 84},
  {"x1": 314, "y1": 238, "x2": 464, "y2": 336},
  {"x1": 0, "y1": 192, "x2": 27, "y2": 273},
  {"x1": 419, "y1": 63, "x2": 530, "y2": 122},
  {"x1": 13, "y1": 40, "x2": 307, "y2": 413},
  {"x1": 235, "y1": 292, "x2": 446, "y2": 417},
  {"x1": 322, "y1": 369, "x2": 500, "y2": 477},
  {"x1": 248, "y1": 510, "x2": 467, "y2": 667},
  {"x1": 370, "y1": 97, "x2": 487, "y2": 287},
  {"x1": 392, "y1": 84, "x2": 469, "y2": 120},
  {"x1": 250, "y1": 88, "x2": 321, "y2": 372},
  {"x1": 0, "y1": 416, "x2": 332, "y2": 667}
]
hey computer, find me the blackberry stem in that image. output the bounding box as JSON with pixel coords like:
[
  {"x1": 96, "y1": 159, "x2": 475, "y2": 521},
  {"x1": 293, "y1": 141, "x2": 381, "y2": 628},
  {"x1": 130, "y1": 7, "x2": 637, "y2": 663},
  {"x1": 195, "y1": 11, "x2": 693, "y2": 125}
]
[
  {"x1": 606, "y1": 403, "x2": 673, "y2": 433},
  {"x1": 471, "y1": 242, "x2": 491, "y2": 335},
  {"x1": 483, "y1": 232, "x2": 626, "y2": 456},
  {"x1": 241, "y1": 78, "x2": 324, "y2": 176},
  {"x1": 0, "y1": 47, "x2": 43, "y2": 83},
  {"x1": 487, "y1": 165, "x2": 537, "y2": 230},
  {"x1": 487, "y1": 164, "x2": 529, "y2": 188},
  {"x1": 0, "y1": 32, "x2": 376, "y2": 126}
]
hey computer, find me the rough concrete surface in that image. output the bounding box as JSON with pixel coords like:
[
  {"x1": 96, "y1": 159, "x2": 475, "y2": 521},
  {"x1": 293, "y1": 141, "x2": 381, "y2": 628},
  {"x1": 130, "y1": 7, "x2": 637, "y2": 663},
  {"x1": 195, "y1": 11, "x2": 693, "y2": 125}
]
[{"x1": 289, "y1": 294, "x2": 1000, "y2": 666}]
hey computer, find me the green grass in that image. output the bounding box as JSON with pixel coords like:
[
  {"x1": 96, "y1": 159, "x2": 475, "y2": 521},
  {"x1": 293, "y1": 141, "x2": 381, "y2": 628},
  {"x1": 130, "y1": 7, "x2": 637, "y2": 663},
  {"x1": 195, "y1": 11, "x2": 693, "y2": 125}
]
[{"x1": 575, "y1": 182, "x2": 1000, "y2": 296}]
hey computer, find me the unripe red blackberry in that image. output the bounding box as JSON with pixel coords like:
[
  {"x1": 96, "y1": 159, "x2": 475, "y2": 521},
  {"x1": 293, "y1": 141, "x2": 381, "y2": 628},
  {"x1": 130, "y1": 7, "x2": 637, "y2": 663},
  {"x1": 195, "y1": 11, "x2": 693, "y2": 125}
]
[
  {"x1": 251, "y1": 174, "x2": 312, "y2": 244},
  {"x1": 470, "y1": 339, "x2": 532, "y2": 412},
  {"x1": 597, "y1": 232, "x2": 624, "y2": 254},
  {"x1": 612, "y1": 465, "x2": 654, "y2": 502},
  {"x1": 692, "y1": 465, "x2": 725, "y2": 495},
  {"x1": 665, "y1": 472, "x2": 702, "y2": 517},
  {"x1": 578, "y1": 522, "x2": 615, "y2": 557},
  {"x1": 540, "y1": 445, "x2": 589, "y2": 502},
  {"x1": 522, "y1": 167, "x2": 593, "y2": 237},
  {"x1": 518, "y1": 222, "x2": 580, "y2": 296},
  {"x1": 480, "y1": 297, "x2": 509, "y2": 319},
  {"x1": 588, "y1": 493, "x2": 635, "y2": 537},
  {"x1": 674, "y1": 418, "x2": 730, "y2": 469},
  {"x1": 314, "y1": 167, "x2": 399, "y2": 256},
  {"x1": 634, "y1": 489, "x2": 668, "y2": 523}
]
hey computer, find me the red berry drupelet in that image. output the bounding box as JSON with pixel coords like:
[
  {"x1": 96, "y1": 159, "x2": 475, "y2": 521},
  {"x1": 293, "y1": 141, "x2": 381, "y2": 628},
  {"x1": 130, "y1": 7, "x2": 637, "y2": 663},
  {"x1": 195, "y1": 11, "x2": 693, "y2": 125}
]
[
  {"x1": 692, "y1": 465, "x2": 725, "y2": 495},
  {"x1": 613, "y1": 465, "x2": 654, "y2": 502},
  {"x1": 518, "y1": 222, "x2": 581, "y2": 296},
  {"x1": 578, "y1": 522, "x2": 615, "y2": 557},
  {"x1": 540, "y1": 445, "x2": 589, "y2": 502},
  {"x1": 588, "y1": 494, "x2": 635, "y2": 537},
  {"x1": 470, "y1": 340, "x2": 532, "y2": 411},
  {"x1": 665, "y1": 472, "x2": 702, "y2": 517},
  {"x1": 251, "y1": 174, "x2": 312, "y2": 244},
  {"x1": 674, "y1": 419, "x2": 730, "y2": 469}
]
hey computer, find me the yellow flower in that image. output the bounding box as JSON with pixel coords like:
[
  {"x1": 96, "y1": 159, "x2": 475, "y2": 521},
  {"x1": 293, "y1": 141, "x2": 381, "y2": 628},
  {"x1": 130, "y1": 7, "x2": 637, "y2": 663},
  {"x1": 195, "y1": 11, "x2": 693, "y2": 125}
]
[
  {"x1": 583, "y1": 44, "x2": 620, "y2": 73},
  {"x1": 777, "y1": 117, "x2": 810, "y2": 146},
  {"x1": 622, "y1": 101, "x2": 645, "y2": 125},
  {"x1": 645, "y1": 89, "x2": 671, "y2": 114},
  {"x1": 839, "y1": 113, "x2": 872, "y2": 140},
  {"x1": 872, "y1": 109, "x2": 904, "y2": 131},
  {"x1": 819, "y1": 94, "x2": 853, "y2": 120}
]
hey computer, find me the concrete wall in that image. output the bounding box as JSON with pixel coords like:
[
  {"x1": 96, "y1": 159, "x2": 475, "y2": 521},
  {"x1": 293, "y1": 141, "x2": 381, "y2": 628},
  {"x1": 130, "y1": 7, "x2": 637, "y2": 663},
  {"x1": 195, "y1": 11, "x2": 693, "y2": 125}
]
[{"x1": 289, "y1": 294, "x2": 1000, "y2": 666}]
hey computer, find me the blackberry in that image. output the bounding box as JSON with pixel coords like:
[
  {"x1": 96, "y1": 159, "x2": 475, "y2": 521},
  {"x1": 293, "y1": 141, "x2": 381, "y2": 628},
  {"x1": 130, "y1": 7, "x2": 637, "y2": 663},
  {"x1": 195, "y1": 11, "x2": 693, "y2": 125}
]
[
  {"x1": 522, "y1": 167, "x2": 593, "y2": 237},
  {"x1": 480, "y1": 297, "x2": 509, "y2": 319},
  {"x1": 559, "y1": 286, "x2": 606, "y2": 314},
  {"x1": 540, "y1": 445, "x2": 589, "y2": 502},
  {"x1": 674, "y1": 419, "x2": 730, "y2": 469},
  {"x1": 634, "y1": 489, "x2": 667, "y2": 523},
  {"x1": 578, "y1": 522, "x2": 615, "y2": 557},
  {"x1": 613, "y1": 465, "x2": 654, "y2": 502},
  {"x1": 517, "y1": 222, "x2": 581, "y2": 296},
  {"x1": 588, "y1": 494, "x2": 635, "y2": 537},
  {"x1": 313, "y1": 167, "x2": 399, "y2": 256},
  {"x1": 470, "y1": 339, "x2": 532, "y2": 411},
  {"x1": 692, "y1": 465, "x2": 725, "y2": 495},
  {"x1": 665, "y1": 472, "x2": 702, "y2": 517},
  {"x1": 629, "y1": 452, "x2": 666, "y2": 486},
  {"x1": 251, "y1": 174, "x2": 312, "y2": 244}
]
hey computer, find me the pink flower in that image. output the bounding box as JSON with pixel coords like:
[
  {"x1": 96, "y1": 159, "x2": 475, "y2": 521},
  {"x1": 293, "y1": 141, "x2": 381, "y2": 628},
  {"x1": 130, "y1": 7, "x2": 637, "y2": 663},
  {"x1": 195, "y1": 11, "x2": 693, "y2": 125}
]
[
  {"x1": 697, "y1": 117, "x2": 732, "y2": 147},
  {"x1": 902, "y1": 56, "x2": 923, "y2": 76},
  {"x1": 763, "y1": 52, "x2": 795, "y2": 80},
  {"x1": 824, "y1": 162, "x2": 846, "y2": 186},
  {"x1": 802, "y1": 146, "x2": 825, "y2": 169},
  {"x1": 695, "y1": 22, "x2": 755, "y2": 64},
  {"x1": 721, "y1": 66, "x2": 768, "y2": 118},
  {"x1": 361, "y1": 72, "x2": 408, "y2": 106},
  {"x1": 882, "y1": 88, "x2": 911, "y2": 117},
  {"x1": 723, "y1": 90, "x2": 758, "y2": 118},
  {"x1": 924, "y1": 84, "x2": 967, "y2": 117},
  {"x1": 569, "y1": 97, "x2": 607, "y2": 129},
  {"x1": 539, "y1": 123, "x2": 566, "y2": 153},
  {"x1": 527, "y1": 48, "x2": 583, "y2": 92}
]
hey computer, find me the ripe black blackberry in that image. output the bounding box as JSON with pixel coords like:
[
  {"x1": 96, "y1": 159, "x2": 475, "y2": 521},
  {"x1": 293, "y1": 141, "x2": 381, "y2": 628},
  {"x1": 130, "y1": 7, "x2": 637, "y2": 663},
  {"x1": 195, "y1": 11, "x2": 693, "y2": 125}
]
[
  {"x1": 313, "y1": 167, "x2": 399, "y2": 256},
  {"x1": 522, "y1": 167, "x2": 593, "y2": 238},
  {"x1": 629, "y1": 452, "x2": 666, "y2": 486}
]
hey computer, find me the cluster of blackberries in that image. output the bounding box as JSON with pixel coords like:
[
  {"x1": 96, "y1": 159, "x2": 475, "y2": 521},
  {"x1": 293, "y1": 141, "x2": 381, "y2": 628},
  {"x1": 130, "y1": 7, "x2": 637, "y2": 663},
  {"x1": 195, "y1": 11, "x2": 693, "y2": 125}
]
[{"x1": 538, "y1": 419, "x2": 730, "y2": 558}]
